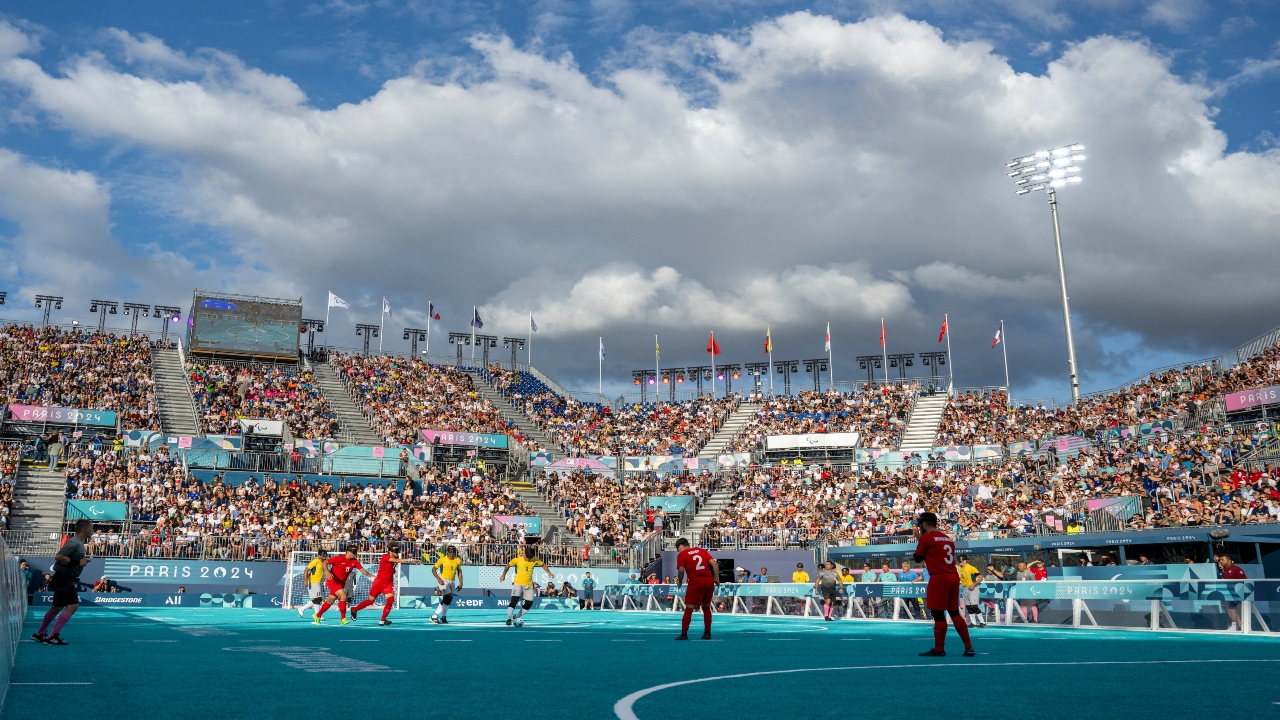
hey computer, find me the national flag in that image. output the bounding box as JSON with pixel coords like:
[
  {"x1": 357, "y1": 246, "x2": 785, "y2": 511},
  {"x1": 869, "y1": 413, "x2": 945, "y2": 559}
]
[
  {"x1": 824, "y1": 323, "x2": 831, "y2": 353},
  {"x1": 879, "y1": 319, "x2": 886, "y2": 348},
  {"x1": 599, "y1": 338, "x2": 606, "y2": 360},
  {"x1": 327, "y1": 292, "x2": 350, "y2": 309},
  {"x1": 429, "y1": 303, "x2": 440, "y2": 321},
  {"x1": 707, "y1": 332, "x2": 721, "y2": 356},
  {"x1": 938, "y1": 315, "x2": 948, "y2": 343},
  {"x1": 655, "y1": 336, "x2": 661, "y2": 363},
  {"x1": 764, "y1": 327, "x2": 772, "y2": 354},
  {"x1": 471, "y1": 307, "x2": 483, "y2": 329},
  {"x1": 992, "y1": 323, "x2": 1003, "y2": 349},
  {"x1": 530, "y1": 315, "x2": 539, "y2": 333},
  {"x1": 382, "y1": 297, "x2": 392, "y2": 317}
]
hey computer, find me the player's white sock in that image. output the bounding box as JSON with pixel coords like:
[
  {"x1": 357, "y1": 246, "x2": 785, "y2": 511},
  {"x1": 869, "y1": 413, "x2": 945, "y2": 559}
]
[
  {"x1": 513, "y1": 608, "x2": 525, "y2": 619},
  {"x1": 507, "y1": 607, "x2": 514, "y2": 621},
  {"x1": 439, "y1": 604, "x2": 448, "y2": 619}
]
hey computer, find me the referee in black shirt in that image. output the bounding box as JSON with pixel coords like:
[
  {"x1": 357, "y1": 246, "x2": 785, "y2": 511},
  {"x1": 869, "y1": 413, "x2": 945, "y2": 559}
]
[{"x1": 33, "y1": 519, "x2": 93, "y2": 645}]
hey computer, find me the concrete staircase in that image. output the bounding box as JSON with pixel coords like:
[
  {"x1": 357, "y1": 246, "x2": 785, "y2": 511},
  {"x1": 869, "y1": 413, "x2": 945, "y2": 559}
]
[
  {"x1": 310, "y1": 362, "x2": 385, "y2": 446},
  {"x1": 685, "y1": 490, "x2": 734, "y2": 539},
  {"x1": 897, "y1": 392, "x2": 949, "y2": 453},
  {"x1": 9, "y1": 468, "x2": 66, "y2": 536},
  {"x1": 150, "y1": 347, "x2": 201, "y2": 437},
  {"x1": 696, "y1": 402, "x2": 762, "y2": 459},
  {"x1": 463, "y1": 370, "x2": 559, "y2": 454},
  {"x1": 506, "y1": 479, "x2": 581, "y2": 545}
]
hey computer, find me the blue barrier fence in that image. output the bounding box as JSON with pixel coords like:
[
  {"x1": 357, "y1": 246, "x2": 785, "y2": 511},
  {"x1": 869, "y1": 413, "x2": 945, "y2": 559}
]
[{"x1": 602, "y1": 581, "x2": 1280, "y2": 634}]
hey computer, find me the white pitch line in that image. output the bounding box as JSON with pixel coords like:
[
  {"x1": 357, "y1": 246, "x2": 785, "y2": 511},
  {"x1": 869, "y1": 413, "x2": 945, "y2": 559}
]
[
  {"x1": 435, "y1": 639, "x2": 472, "y2": 642},
  {"x1": 525, "y1": 639, "x2": 561, "y2": 642},
  {"x1": 340, "y1": 639, "x2": 379, "y2": 642},
  {"x1": 134, "y1": 640, "x2": 177, "y2": 643},
  {"x1": 13, "y1": 682, "x2": 94, "y2": 685},
  {"x1": 613, "y1": 658, "x2": 1280, "y2": 720}
]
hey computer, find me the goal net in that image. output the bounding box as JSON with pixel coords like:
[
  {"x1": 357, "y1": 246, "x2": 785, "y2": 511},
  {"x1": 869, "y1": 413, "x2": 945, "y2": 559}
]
[{"x1": 283, "y1": 551, "x2": 401, "y2": 610}]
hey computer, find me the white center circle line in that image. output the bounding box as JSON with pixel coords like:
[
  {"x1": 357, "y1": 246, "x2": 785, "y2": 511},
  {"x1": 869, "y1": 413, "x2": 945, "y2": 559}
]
[{"x1": 613, "y1": 659, "x2": 1280, "y2": 720}]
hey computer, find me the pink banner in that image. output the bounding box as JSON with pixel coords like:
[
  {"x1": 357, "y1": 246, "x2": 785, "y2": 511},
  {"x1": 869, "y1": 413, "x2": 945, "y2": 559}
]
[{"x1": 1224, "y1": 385, "x2": 1280, "y2": 413}]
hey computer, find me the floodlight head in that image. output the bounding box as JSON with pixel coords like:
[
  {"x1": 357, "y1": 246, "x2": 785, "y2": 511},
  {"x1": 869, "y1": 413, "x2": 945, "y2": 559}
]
[
  {"x1": 662, "y1": 376, "x2": 669, "y2": 384},
  {"x1": 648, "y1": 378, "x2": 655, "y2": 385},
  {"x1": 732, "y1": 371, "x2": 740, "y2": 380},
  {"x1": 1016, "y1": 188, "x2": 1031, "y2": 195},
  {"x1": 634, "y1": 378, "x2": 641, "y2": 386},
  {"x1": 89, "y1": 302, "x2": 98, "y2": 312},
  {"x1": 403, "y1": 331, "x2": 410, "y2": 340},
  {"x1": 1069, "y1": 144, "x2": 1084, "y2": 151},
  {"x1": 109, "y1": 305, "x2": 117, "y2": 314}
]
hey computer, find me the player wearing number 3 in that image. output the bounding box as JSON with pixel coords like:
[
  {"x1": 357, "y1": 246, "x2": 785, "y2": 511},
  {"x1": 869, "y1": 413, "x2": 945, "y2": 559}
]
[
  {"x1": 913, "y1": 512, "x2": 974, "y2": 657},
  {"x1": 674, "y1": 538, "x2": 719, "y2": 641}
]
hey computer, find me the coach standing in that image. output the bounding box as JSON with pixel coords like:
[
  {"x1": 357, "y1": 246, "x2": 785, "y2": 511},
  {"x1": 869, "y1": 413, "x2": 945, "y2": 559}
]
[{"x1": 33, "y1": 519, "x2": 93, "y2": 646}]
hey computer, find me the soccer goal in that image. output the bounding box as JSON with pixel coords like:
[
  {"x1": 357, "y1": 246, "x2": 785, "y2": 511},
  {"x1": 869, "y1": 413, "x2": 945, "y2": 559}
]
[{"x1": 283, "y1": 551, "x2": 401, "y2": 610}]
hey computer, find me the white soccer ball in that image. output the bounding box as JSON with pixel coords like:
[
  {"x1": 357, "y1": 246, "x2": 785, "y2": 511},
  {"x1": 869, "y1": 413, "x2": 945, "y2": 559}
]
[{"x1": 514, "y1": 617, "x2": 524, "y2": 627}]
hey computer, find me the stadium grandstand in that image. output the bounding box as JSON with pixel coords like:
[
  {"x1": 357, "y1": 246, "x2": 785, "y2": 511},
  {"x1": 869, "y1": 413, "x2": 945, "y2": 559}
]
[{"x1": 0, "y1": 292, "x2": 1278, "y2": 718}]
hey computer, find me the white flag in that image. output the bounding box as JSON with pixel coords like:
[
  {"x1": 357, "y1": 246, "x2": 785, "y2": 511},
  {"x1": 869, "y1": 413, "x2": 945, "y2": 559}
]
[
  {"x1": 328, "y1": 292, "x2": 350, "y2": 309},
  {"x1": 382, "y1": 297, "x2": 392, "y2": 317}
]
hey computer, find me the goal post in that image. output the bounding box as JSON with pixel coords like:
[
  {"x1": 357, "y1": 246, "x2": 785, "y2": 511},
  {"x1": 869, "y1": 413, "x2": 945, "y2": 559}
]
[{"x1": 283, "y1": 550, "x2": 401, "y2": 610}]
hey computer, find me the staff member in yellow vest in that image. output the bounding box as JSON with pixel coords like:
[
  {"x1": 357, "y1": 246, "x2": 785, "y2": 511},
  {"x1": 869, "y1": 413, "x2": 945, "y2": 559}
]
[{"x1": 957, "y1": 555, "x2": 985, "y2": 628}]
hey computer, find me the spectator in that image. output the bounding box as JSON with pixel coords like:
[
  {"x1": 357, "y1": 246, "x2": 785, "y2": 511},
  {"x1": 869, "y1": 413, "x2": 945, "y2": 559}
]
[{"x1": 791, "y1": 563, "x2": 809, "y2": 583}]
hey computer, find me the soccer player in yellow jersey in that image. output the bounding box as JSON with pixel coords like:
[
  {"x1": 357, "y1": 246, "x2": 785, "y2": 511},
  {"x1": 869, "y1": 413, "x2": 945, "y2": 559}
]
[
  {"x1": 957, "y1": 556, "x2": 985, "y2": 628},
  {"x1": 431, "y1": 546, "x2": 464, "y2": 625},
  {"x1": 297, "y1": 554, "x2": 328, "y2": 617},
  {"x1": 499, "y1": 545, "x2": 555, "y2": 627}
]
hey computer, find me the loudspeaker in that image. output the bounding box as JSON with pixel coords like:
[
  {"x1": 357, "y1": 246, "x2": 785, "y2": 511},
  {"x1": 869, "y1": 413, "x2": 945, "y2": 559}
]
[{"x1": 718, "y1": 559, "x2": 736, "y2": 584}]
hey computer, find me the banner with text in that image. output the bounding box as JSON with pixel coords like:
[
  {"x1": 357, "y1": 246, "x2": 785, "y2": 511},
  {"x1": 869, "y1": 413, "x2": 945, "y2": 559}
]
[{"x1": 8, "y1": 405, "x2": 117, "y2": 427}]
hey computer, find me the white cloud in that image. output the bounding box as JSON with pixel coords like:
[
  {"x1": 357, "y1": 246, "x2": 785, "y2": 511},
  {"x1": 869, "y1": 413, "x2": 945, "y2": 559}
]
[
  {"x1": 0, "y1": 14, "x2": 1275, "y2": 389},
  {"x1": 483, "y1": 263, "x2": 913, "y2": 337}
]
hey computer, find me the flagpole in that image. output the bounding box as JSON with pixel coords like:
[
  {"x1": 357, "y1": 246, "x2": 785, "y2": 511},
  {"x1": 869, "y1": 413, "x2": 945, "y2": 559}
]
[
  {"x1": 599, "y1": 337, "x2": 603, "y2": 399},
  {"x1": 379, "y1": 296, "x2": 385, "y2": 353},
  {"x1": 710, "y1": 331, "x2": 716, "y2": 400},
  {"x1": 425, "y1": 301, "x2": 431, "y2": 359},
  {"x1": 881, "y1": 318, "x2": 889, "y2": 384},
  {"x1": 655, "y1": 335, "x2": 660, "y2": 401},
  {"x1": 1001, "y1": 320, "x2": 1010, "y2": 407},
  {"x1": 826, "y1": 321, "x2": 833, "y2": 390},
  {"x1": 528, "y1": 312, "x2": 533, "y2": 366},
  {"x1": 470, "y1": 305, "x2": 476, "y2": 365},
  {"x1": 325, "y1": 302, "x2": 331, "y2": 350},
  {"x1": 767, "y1": 327, "x2": 774, "y2": 397},
  {"x1": 944, "y1": 313, "x2": 954, "y2": 395}
]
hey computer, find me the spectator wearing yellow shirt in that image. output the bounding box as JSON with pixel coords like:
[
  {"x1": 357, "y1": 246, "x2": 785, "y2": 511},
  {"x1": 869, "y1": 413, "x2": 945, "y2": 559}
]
[{"x1": 792, "y1": 563, "x2": 810, "y2": 583}]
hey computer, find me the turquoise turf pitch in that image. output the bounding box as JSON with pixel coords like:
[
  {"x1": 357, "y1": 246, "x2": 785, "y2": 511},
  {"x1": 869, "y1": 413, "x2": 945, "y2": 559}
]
[{"x1": 5, "y1": 606, "x2": 1280, "y2": 719}]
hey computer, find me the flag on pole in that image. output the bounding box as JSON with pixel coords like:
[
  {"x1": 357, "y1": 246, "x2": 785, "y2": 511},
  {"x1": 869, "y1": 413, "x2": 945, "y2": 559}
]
[
  {"x1": 599, "y1": 338, "x2": 606, "y2": 359},
  {"x1": 655, "y1": 337, "x2": 661, "y2": 363},
  {"x1": 707, "y1": 333, "x2": 721, "y2": 356},
  {"x1": 824, "y1": 323, "x2": 831, "y2": 352},
  {"x1": 992, "y1": 324, "x2": 1003, "y2": 349},
  {"x1": 938, "y1": 316, "x2": 948, "y2": 343},
  {"x1": 471, "y1": 308, "x2": 483, "y2": 329},
  {"x1": 764, "y1": 328, "x2": 772, "y2": 354},
  {"x1": 428, "y1": 303, "x2": 440, "y2": 321},
  {"x1": 382, "y1": 297, "x2": 392, "y2": 317},
  {"x1": 879, "y1": 319, "x2": 886, "y2": 348},
  {"x1": 530, "y1": 316, "x2": 539, "y2": 333},
  {"x1": 328, "y1": 292, "x2": 350, "y2": 309}
]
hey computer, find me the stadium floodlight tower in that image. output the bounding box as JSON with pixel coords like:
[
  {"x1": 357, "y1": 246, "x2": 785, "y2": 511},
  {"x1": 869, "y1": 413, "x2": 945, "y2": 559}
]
[
  {"x1": 152, "y1": 305, "x2": 182, "y2": 345},
  {"x1": 356, "y1": 323, "x2": 380, "y2": 356},
  {"x1": 122, "y1": 303, "x2": 150, "y2": 335},
  {"x1": 89, "y1": 300, "x2": 119, "y2": 332},
  {"x1": 302, "y1": 318, "x2": 325, "y2": 356},
  {"x1": 403, "y1": 327, "x2": 427, "y2": 356},
  {"x1": 1007, "y1": 142, "x2": 1086, "y2": 401},
  {"x1": 34, "y1": 295, "x2": 63, "y2": 326}
]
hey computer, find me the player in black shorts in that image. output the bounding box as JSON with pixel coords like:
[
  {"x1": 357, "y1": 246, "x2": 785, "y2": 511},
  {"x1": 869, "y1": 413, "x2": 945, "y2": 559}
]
[{"x1": 33, "y1": 519, "x2": 93, "y2": 645}]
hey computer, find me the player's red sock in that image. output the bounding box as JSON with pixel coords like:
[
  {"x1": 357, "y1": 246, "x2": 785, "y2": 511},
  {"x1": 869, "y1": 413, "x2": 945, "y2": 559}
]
[
  {"x1": 338, "y1": 600, "x2": 347, "y2": 619},
  {"x1": 933, "y1": 620, "x2": 946, "y2": 651},
  {"x1": 952, "y1": 614, "x2": 972, "y2": 649},
  {"x1": 702, "y1": 606, "x2": 712, "y2": 634},
  {"x1": 316, "y1": 601, "x2": 332, "y2": 618},
  {"x1": 381, "y1": 602, "x2": 393, "y2": 621},
  {"x1": 680, "y1": 607, "x2": 694, "y2": 635},
  {"x1": 353, "y1": 599, "x2": 374, "y2": 613}
]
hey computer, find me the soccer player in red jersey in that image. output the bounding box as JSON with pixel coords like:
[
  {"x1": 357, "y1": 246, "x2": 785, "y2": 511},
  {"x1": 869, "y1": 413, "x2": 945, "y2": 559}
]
[
  {"x1": 350, "y1": 549, "x2": 417, "y2": 626},
  {"x1": 913, "y1": 512, "x2": 974, "y2": 657},
  {"x1": 314, "y1": 548, "x2": 374, "y2": 625},
  {"x1": 674, "y1": 538, "x2": 719, "y2": 640}
]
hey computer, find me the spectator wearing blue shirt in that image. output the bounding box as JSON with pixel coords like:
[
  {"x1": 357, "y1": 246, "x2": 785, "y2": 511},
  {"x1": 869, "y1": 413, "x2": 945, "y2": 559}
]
[
  {"x1": 752, "y1": 567, "x2": 770, "y2": 583},
  {"x1": 898, "y1": 562, "x2": 921, "y2": 582}
]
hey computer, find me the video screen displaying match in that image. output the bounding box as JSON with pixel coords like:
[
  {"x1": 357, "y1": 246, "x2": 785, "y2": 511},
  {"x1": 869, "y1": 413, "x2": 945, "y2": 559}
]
[{"x1": 189, "y1": 295, "x2": 302, "y2": 358}]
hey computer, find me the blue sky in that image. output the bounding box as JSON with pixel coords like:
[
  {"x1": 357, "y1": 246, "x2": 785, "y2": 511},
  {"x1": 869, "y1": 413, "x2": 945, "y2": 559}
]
[{"x1": 0, "y1": 0, "x2": 1277, "y2": 400}]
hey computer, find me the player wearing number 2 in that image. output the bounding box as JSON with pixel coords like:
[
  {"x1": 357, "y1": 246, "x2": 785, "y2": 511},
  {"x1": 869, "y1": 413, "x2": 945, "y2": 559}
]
[
  {"x1": 674, "y1": 538, "x2": 719, "y2": 641},
  {"x1": 913, "y1": 512, "x2": 974, "y2": 657}
]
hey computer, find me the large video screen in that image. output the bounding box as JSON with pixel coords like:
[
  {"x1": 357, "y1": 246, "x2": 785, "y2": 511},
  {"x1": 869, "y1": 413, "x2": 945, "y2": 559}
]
[{"x1": 189, "y1": 295, "x2": 302, "y2": 358}]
